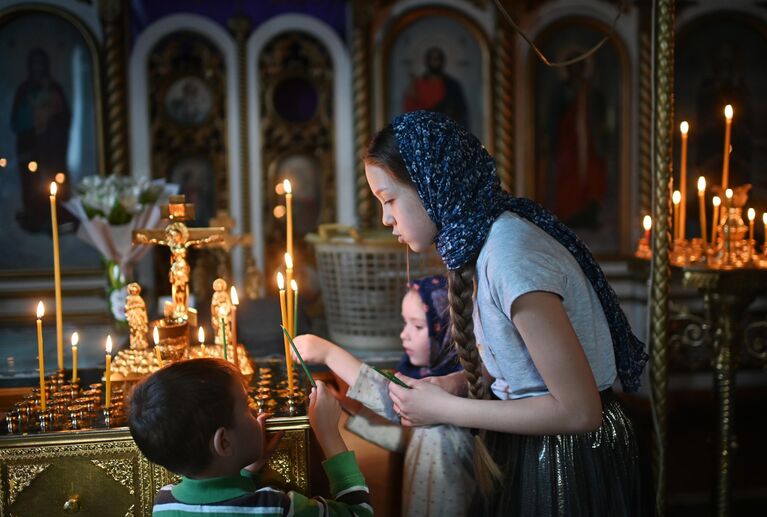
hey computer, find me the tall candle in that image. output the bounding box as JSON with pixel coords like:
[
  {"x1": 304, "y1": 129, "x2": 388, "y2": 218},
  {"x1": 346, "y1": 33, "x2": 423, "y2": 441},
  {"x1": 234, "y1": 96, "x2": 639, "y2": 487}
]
[
  {"x1": 722, "y1": 105, "x2": 733, "y2": 192},
  {"x1": 679, "y1": 122, "x2": 689, "y2": 240},
  {"x1": 49, "y1": 183, "x2": 64, "y2": 371},
  {"x1": 724, "y1": 189, "x2": 733, "y2": 254},
  {"x1": 198, "y1": 326, "x2": 206, "y2": 357},
  {"x1": 712, "y1": 196, "x2": 721, "y2": 248},
  {"x1": 36, "y1": 301, "x2": 46, "y2": 411},
  {"x1": 71, "y1": 331, "x2": 79, "y2": 384},
  {"x1": 697, "y1": 177, "x2": 707, "y2": 249},
  {"x1": 285, "y1": 253, "x2": 294, "y2": 336},
  {"x1": 105, "y1": 335, "x2": 112, "y2": 409},
  {"x1": 283, "y1": 180, "x2": 293, "y2": 259},
  {"x1": 642, "y1": 215, "x2": 652, "y2": 242},
  {"x1": 153, "y1": 326, "x2": 163, "y2": 368},
  {"x1": 230, "y1": 286, "x2": 239, "y2": 368},
  {"x1": 291, "y1": 279, "x2": 299, "y2": 336},
  {"x1": 672, "y1": 190, "x2": 681, "y2": 241},
  {"x1": 748, "y1": 208, "x2": 756, "y2": 261},
  {"x1": 277, "y1": 272, "x2": 295, "y2": 392}
]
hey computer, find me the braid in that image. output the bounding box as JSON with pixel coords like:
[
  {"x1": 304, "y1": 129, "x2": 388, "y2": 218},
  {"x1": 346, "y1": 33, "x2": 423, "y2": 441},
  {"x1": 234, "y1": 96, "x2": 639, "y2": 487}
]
[{"x1": 447, "y1": 262, "x2": 502, "y2": 496}]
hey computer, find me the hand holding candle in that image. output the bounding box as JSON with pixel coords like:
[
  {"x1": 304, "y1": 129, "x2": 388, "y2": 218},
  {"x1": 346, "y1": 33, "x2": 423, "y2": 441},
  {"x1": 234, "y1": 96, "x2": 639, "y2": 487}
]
[
  {"x1": 49, "y1": 182, "x2": 64, "y2": 371},
  {"x1": 697, "y1": 177, "x2": 707, "y2": 249},
  {"x1": 71, "y1": 331, "x2": 79, "y2": 384},
  {"x1": 281, "y1": 325, "x2": 316, "y2": 388},
  {"x1": 230, "y1": 286, "x2": 239, "y2": 368},
  {"x1": 105, "y1": 335, "x2": 113, "y2": 408},
  {"x1": 36, "y1": 301, "x2": 46, "y2": 411}
]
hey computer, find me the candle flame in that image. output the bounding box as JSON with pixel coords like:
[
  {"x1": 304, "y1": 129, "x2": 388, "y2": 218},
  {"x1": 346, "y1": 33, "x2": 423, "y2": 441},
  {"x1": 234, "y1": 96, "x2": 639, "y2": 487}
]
[
  {"x1": 198, "y1": 326, "x2": 205, "y2": 344},
  {"x1": 283, "y1": 179, "x2": 292, "y2": 194},
  {"x1": 724, "y1": 105, "x2": 733, "y2": 120},
  {"x1": 763, "y1": 213, "x2": 767, "y2": 225},
  {"x1": 672, "y1": 190, "x2": 681, "y2": 204},
  {"x1": 71, "y1": 332, "x2": 79, "y2": 347},
  {"x1": 680, "y1": 121, "x2": 689, "y2": 134},
  {"x1": 725, "y1": 188, "x2": 733, "y2": 200},
  {"x1": 285, "y1": 252, "x2": 293, "y2": 269},
  {"x1": 50, "y1": 182, "x2": 57, "y2": 196},
  {"x1": 642, "y1": 215, "x2": 652, "y2": 231},
  {"x1": 291, "y1": 279, "x2": 298, "y2": 291},
  {"x1": 230, "y1": 286, "x2": 239, "y2": 305},
  {"x1": 748, "y1": 208, "x2": 755, "y2": 221},
  {"x1": 106, "y1": 335, "x2": 113, "y2": 354},
  {"x1": 36, "y1": 301, "x2": 45, "y2": 319},
  {"x1": 153, "y1": 326, "x2": 160, "y2": 345},
  {"x1": 277, "y1": 272, "x2": 285, "y2": 290},
  {"x1": 697, "y1": 176, "x2": 706, "y2": 192},
  {"x1": 713, "y1": 196, "x2": 721, "y2": 207}
]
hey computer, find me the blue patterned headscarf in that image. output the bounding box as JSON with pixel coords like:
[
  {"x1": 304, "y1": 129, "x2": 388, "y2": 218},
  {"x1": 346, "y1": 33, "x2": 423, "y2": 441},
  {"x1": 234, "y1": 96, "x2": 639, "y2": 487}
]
[
  {"x1": 396, "y1": 275, "x2": 462, "y2": 379},
  {"x1": 391, "y1": 110, "x2": 647, "y2": 392}
]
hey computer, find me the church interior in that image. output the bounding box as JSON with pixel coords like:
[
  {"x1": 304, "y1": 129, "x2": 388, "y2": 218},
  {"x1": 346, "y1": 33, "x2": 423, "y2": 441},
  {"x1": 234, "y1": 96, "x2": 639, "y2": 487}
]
[{"x1": 0, "y1": 0, "x2": 766, "y2": 515}]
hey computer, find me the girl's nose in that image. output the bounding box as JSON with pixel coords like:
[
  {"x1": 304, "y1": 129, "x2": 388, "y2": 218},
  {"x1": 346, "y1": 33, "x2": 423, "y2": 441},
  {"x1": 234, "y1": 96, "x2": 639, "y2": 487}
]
[{"x1": 382, "y1": 209, "x2": 394, "y2": 227}]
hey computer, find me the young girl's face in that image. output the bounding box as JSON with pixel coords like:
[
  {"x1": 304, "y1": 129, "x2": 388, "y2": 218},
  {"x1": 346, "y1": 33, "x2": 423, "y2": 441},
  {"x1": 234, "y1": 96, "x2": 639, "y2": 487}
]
[
  {"x1": 365, "y1": 163, "x2": 437, "y2": 252},
  {"x1": 400, "y1": 290, "x2": 431, "y2": 367}
]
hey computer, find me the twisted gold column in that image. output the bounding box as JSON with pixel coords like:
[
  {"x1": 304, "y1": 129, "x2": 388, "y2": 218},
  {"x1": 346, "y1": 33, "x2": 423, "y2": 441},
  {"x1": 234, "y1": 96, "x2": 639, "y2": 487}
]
[
  {"x1": 99, "y1": 0, "x2": 129, "y2": 176},
  {"x1": 638, "y1": 30, "x2": 653, "y2": 218},
  {"x1": 352, "y1": 4, "x2": 374, "y2": 229},
  {"x1": 493, "y1": 19, "x2": 514, "y2": 193},
  {"x1": 650, "y1": 1, "x2": 675, "y2": 516},
  {"x1": 229, "y1": 15, "x2": 253, "y2": 232}
]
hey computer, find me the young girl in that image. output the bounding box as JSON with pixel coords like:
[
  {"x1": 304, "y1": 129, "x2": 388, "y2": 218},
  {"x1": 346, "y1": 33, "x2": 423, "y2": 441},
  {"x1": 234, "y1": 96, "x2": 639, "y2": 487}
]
[
  {"x1": 293, "y1": 275, "x2": 475, "y2": 517},
  {"x1": 363, "y1": 110, "x2": 648, "y2": 516}
]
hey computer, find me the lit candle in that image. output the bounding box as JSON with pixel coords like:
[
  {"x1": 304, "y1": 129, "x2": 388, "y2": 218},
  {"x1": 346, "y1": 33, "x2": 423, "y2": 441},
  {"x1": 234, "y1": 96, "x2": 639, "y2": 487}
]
[
  {"x1": 230, "y1": 286, "x2": 239, "y2": 368},
  {"x1": 105, "y1": 335, "x2": 112, "y2": 409},
  {"x1": 154, "y1": 326, "x2": 163, "y2": 368},
  {"x1": 49, "y1": 182, "x2": 64, "y2": 371},
  {"x1": 763, "y1": 213, "x2": 767, "y2": 254},
  {"x1": 722, "y1": 105, "x2": 733, "y2": 192},
  {"x1": 724, "y1": 189, "x2": 733, "y2": 253},
  {"x1": 219, "y1": 306, "x2": 228, "y2": 362},
  {"x1": 712, "y1": 196, "x2": 721, "y2": 248},
  {"x1": 642, "y1": 215, "x2": 652, "y2": 242},
  {"x1": 672, "y1": 190, "x2": 681, "y2": 241},
  {"x1": 36, "y1": 301, "x2": 46, "y2": 411},
  {"x1": 285, "y1": 253, "x2": 294, "y2": 336},
  {"x1": 291, "y1": 279, "x2": 299, "y2": 336},
  {"x1": 198, "y1": 326, "x2": 206, "y2": 357},
  {"x1": 748, "y1": 208, "x2": 756, "y2": 261},
  {"x1": 679, "y1": 122, "x2": 689, "y2": 240},
  {"x1": 71, "y1": 331, "x2": 79, "y2": 384},
  {"x1": 697, "y1": 177, "x2": 707, "y2": 250},
  {"x1": 283, "y1": 179, "x2": 293, "y2": 259},
  {"x1": 277, "y1": 272, "x2": 295, "y2": 392}
]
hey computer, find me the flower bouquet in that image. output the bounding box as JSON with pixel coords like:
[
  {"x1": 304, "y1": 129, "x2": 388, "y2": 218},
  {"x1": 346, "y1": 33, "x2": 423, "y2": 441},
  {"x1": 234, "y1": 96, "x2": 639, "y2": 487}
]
[{"x1": 63, "y1": 175, "x2": 177, "y2": 325}]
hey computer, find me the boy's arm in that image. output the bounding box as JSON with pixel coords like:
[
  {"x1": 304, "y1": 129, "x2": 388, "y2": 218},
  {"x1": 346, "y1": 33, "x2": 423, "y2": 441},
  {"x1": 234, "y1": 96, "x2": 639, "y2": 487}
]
[{"x1": 289, "y1": 451, "x2": 372, "y2": 517}]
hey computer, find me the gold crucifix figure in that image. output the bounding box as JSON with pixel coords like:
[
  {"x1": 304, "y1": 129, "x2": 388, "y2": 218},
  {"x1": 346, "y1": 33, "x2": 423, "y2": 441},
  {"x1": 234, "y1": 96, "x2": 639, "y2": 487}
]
[{"x1": 133, "y1": 195, "x2": 225, "y2": 323}]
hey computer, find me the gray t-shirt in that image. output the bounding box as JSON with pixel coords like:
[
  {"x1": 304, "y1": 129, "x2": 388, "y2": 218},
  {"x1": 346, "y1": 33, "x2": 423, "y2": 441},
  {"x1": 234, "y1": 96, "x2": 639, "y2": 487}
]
[{"x1": 473, "y1": 212, "x2": 616, "y2": 400}]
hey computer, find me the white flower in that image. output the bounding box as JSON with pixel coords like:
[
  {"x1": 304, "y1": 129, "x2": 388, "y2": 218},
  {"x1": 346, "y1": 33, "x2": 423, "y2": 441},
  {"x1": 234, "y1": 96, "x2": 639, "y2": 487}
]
[{"x1": 110, "y1": 286, "x2": 128, "y2": 321}]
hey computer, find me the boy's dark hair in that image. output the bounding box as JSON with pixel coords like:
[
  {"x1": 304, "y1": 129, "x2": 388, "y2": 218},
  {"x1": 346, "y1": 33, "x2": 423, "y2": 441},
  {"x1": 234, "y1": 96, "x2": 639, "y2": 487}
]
[{"x1": 128, "y1": 358, "x2": 243, "y2": 475}]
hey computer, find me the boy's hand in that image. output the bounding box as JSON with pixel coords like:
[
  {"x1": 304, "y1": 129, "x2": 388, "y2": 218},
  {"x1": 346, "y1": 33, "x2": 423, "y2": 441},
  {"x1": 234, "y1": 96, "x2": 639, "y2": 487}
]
[
  {"x1": 244, "y1": 413, "x2": 284, "y2": 473},
  {"x1": 309, "y1": 381, "x2": 347, "y2": 458},
  {"x1": 292, "y1": 334, "x2": 336, "y2": 365}
]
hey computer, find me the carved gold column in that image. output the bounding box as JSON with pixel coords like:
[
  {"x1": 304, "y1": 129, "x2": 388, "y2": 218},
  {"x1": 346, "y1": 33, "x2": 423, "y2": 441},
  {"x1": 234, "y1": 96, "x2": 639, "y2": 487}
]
[
  {"x1": 638, "y1": 14, "x2": 653, "y2": 218},
  {"x1": 649, "y1": 1, "x2": 675, "y2": 516},
  {"x1": 229, "y1": 14, "x2": 253, "y2": 233},
  {"x1": 352, "y1": 3, "x2": 375, "y2": 228},
  {"x1": 493, "y1": 11, "x2": 514, "y2": 193},
  {"x1": 99, "y1": 0, "x2": 130, "y2": 176},
  {"x1": 682, "y1": 268, "x2": 767, "y2": 517}
]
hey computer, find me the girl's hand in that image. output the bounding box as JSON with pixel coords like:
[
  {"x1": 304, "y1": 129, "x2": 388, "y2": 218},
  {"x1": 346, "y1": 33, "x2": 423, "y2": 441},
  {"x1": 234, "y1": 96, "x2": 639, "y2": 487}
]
[
  {"x1": 388, "y1": 372, "x2": 455, "y2": 426},
  {"x1": 291, "y1": 334, "x2": 337, "y2": 365},
  {"x1": 421, "y1": 370, "x2": 468, "y2": 397}
]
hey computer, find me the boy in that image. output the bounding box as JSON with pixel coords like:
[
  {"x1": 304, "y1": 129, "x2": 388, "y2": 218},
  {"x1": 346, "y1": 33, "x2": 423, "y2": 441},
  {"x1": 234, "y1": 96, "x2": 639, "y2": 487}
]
[{"x1": 128, "y1": 358, "x2": 372, "y2": 516}]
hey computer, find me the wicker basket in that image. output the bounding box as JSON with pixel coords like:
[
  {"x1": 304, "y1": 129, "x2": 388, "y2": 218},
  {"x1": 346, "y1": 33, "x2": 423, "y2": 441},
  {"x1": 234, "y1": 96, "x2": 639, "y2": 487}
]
[{"x1": 307, "y1": 224, "x2": 445, "y2": 350}]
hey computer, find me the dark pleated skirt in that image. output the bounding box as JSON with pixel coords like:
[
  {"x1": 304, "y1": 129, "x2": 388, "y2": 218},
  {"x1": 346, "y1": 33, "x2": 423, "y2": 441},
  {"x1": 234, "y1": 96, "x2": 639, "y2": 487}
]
[{"x1": 474, "y1": 389, "x2": 644, "y2": 517}]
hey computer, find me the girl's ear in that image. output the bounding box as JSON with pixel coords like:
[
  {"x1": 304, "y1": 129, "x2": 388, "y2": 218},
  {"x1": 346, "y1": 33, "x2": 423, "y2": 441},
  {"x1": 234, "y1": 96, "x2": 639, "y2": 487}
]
[{"x1": 211, "y1": 426, "x2": 232, "y2": 458}]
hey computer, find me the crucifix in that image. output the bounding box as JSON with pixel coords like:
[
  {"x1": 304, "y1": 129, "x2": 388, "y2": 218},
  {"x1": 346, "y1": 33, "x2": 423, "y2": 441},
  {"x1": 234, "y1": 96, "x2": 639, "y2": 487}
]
[{"x1": 133, "y1": 195, "x2": 225, "y2": 323}]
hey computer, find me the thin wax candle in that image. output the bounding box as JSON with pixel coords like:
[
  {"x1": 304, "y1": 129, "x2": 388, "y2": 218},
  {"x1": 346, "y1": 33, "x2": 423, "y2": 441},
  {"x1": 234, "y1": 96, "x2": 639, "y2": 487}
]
[
  {"x1": 722, "y1": 105, "x2": 733, "y2": 192},
  {"x1": 679, "y1": 122, "x2": 689, "y2": 240},
  {"x1": 71, "y1": 331, "x2": 79, "y2": 384},
  {"x1": 36, "y1": 301, "x2": 46, "y2": 411},
  {"x1": 277, "y1": 272, "x2": 295, "y2": 392},
  {"x1": 198, "y1": 326, "x2": 206, "y2": 357},
  {"x1": 105, "y1": 335, "x2": 112, "y2": 409},
  {"x1": 712, "y1": 196, "x2": 721, "y2": 248},
  {"x1": 230, "y1": 286, "x2": 239, "y2": 368},
  {"x1": 697, "y1": 177, "x2": 707, "y2": 249},
  {"x1": 154, "y1": 326, "x2": 163, "y2": 368},
  {"x1": 291, "y1": 279, "x2": 298, "y2": 336},
  {"x1": 49, "y1": 183, "x2": 64, "y2": 371}
]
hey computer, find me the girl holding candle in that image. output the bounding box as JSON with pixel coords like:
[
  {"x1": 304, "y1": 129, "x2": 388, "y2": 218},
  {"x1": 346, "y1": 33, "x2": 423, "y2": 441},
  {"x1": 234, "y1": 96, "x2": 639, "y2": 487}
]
[
  {"x1": 359, "y1": 111, "x2": 646, "y2": 515},
  {"x1": 293, "y1": 275, "x2": 474, "y2": 517}
]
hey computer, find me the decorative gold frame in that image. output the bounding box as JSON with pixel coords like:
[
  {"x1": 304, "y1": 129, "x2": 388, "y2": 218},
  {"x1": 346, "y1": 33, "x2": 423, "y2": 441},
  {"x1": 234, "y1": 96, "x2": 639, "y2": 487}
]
[
  {"x1": 524, "y1": 16, "x2": 632, "y2": 257},
  {"x1": 374, "y1": 5, "x2": 495, "y2": 152}
]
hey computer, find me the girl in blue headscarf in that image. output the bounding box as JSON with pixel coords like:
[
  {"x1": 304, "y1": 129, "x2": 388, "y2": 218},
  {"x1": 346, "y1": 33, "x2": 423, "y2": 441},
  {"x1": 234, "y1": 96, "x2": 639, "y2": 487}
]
[
  {"x1": 364, "y1": 111, "x2": 646, "y2": 516},
  {"x1": 293, "y1": 275, "x2": 475, "y2": 517}
]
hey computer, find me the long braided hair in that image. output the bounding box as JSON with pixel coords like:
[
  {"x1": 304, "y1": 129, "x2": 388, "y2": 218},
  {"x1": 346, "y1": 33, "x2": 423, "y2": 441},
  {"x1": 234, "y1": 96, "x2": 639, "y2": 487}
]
[{"x1": 365, "y1": 125, "x2": 502, "y2": 494}]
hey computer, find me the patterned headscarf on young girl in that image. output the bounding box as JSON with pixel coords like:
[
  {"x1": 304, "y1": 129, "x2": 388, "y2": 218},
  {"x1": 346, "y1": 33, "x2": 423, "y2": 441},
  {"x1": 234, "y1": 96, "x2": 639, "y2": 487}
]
[
  {"x1": 396, "y1": 274, "x2": 462, "y2": 380},
  {"x1": 391, "y1": 110, "x2": 648, "y2": 392}
]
